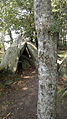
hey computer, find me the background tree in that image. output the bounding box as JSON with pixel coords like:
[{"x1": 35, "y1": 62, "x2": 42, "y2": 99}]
[{"x1": 52, "y1": 0, "x2": 67, "y2": 48}]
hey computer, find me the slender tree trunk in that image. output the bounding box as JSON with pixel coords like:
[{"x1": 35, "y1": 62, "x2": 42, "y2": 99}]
[
  {"x1": 34, "y1": 0, "x2": 57, "y2": 119},
  {"x1": 8, "y1": 29, "x2": 13, "y2": 45},
  {"x1": 35, "y1": 31, "x2": 38, "y2": 49}
]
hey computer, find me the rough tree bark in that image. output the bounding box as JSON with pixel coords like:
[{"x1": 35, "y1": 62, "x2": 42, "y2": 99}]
[{"x1": 34, "y1": 0, "x2": 57, "y2": 119}]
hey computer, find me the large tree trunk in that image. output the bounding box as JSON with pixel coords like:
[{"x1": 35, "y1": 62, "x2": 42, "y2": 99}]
[{"x1": 34, "y1": 0, "x2": 57, "y2": 119}]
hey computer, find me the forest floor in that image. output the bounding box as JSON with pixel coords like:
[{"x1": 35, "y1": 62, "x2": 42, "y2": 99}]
[{"x1": 0, "y1": 67, "x2": 67, "y2": 119}]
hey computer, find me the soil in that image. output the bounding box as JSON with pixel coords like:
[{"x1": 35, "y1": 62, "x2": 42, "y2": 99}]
[{"x1": 0, "y1": 68, "x2": 67, "y2": 119}]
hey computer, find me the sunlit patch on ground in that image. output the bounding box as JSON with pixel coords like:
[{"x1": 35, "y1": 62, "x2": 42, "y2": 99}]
[{"x1": 22, "y1": 87, "x2": 28, "y2": 90}]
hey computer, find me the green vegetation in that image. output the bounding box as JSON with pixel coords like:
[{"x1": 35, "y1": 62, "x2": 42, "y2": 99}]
[
  {"x1": 0, "y1": 0, "x2": 67, "y2": 48},
  {"x1": 58, "y1": 50, "x2": 67, "y2": 59},
  {"x1": 0, "y1": 0, "x2": 37, "y2": 45},
  {"x1": 58, "y1": 87, "x2": 67, "y2": 98}
]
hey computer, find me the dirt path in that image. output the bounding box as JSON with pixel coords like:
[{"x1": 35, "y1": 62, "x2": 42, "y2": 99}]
[
  {"x1": 0, "y1": 68, "x2": 38, "y2": 119},
  {"x1": 0, "y1": 68, "x2": 67, "y2": 119}
]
